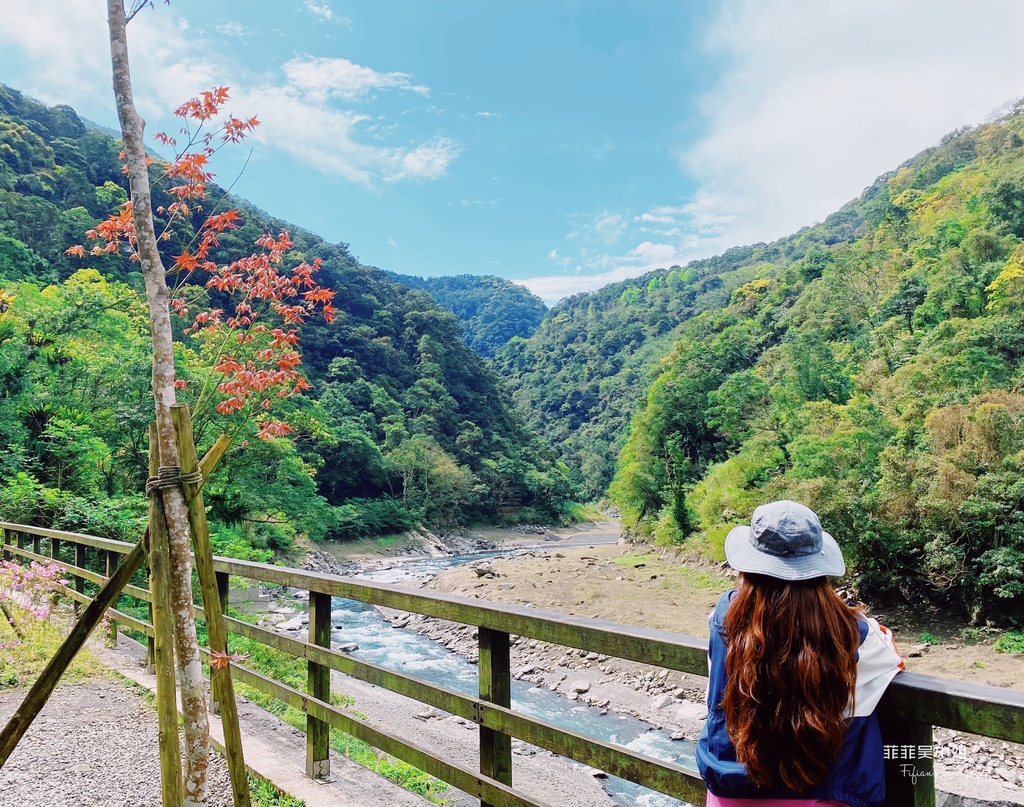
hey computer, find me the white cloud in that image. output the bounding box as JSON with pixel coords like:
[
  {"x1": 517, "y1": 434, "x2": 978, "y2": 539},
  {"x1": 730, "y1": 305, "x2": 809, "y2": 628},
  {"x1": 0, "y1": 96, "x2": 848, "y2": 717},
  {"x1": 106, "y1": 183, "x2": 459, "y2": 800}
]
[
  {"x1": 302, "y1": 2, "x2": 353, "y2": 27},
  {"x1": 456, "y1": 198, "x2": 502, "y2": 207},
  {"x1": 215, "y1": 22, "x2": 250, "y2": 37},
  {"x1": 679, "y1": 0, "x2": 1024, "y2": 250},
  {"x1": 282, "y1": 56, "x2": 429, "y2": 103},
  {"x1": 0, "y1": 1, "x2": 459, "y2": 187},
  {"x1": 524, "y1": 240, "x2": 691, "y2": 305},
  {"x1": 567, "y1": 211, "x2": 628, "y2": 245},
  {"x1": 382, "y1": 136, "x2": 461, "y2": 183},
  {"x1": 529, "y1": 0, "x2": 1024, "y2": 304}
]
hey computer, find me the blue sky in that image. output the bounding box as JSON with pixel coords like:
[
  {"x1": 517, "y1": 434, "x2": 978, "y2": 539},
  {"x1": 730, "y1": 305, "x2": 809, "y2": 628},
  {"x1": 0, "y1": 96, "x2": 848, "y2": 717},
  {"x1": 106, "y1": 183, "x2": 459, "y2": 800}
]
[{"x1": 4, "y1": 2, "x2": 1024, "y2": 304}]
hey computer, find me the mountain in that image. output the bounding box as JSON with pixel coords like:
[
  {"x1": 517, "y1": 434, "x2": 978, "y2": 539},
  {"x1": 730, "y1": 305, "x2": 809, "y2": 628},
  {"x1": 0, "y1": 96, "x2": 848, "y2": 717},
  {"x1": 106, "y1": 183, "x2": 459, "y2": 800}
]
[
  {"x1": 502, "y1": 109, "x2": 1024, "y2": 620},
  {"x1": 385, "y1": 272, "x2": 546, "y2": 358},
  {"x1": 0, "y1": 83, "x2": 577, "y2": 554}
]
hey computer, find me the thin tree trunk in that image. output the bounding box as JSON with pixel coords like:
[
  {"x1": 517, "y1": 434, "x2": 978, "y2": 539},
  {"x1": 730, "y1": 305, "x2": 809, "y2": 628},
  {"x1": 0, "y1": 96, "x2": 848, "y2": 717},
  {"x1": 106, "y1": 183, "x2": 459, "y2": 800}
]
[{"x1": 106, "y1": 3, "x2": 210, "y2": 803}]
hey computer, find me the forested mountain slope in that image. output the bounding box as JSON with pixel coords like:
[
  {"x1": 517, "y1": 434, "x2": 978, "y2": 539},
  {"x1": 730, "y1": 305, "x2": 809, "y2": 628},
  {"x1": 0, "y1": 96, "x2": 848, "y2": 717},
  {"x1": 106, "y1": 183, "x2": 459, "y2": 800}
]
[
  {"x1": 385, "y1": 272, "x2": 546, "y2": 358},
  {"x1": 547, "y1": 112, "x2": 1024, "y2": 620},
  {"x1": 494, "y1": 189, "x2": 880, "y2": 499},
  {"x1": 0, "y1": 84, "x2": 574, "y2": 554}
]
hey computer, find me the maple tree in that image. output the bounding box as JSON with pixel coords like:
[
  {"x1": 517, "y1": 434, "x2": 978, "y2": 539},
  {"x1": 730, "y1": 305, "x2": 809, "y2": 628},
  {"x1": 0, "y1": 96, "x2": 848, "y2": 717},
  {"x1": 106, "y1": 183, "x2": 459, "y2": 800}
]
[{"x1": 92, "y1": 3, "x2": 334, "y2": 803}]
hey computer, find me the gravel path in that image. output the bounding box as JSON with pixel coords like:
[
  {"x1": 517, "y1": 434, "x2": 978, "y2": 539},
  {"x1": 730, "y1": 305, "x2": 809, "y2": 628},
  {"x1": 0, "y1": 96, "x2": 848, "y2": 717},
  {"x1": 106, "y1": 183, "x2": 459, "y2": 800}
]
[{"x1": 0, "y1": 679, "x2": 233, "y2": 807}]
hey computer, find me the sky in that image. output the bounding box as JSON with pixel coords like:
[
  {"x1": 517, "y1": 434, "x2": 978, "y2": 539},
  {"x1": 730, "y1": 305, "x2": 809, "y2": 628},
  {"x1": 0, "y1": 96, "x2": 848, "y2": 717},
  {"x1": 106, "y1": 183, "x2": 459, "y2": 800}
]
[{"x1": 4, "y1": 2, "x2": 1024, "y2": 305}]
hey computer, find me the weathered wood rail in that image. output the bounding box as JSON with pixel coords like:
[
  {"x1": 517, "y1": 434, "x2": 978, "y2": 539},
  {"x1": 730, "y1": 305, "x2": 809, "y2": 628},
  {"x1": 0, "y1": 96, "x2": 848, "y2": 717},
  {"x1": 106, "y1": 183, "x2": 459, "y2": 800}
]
[{"x1": 4, "y1": 521, "x2": 1024, "y2": 807}]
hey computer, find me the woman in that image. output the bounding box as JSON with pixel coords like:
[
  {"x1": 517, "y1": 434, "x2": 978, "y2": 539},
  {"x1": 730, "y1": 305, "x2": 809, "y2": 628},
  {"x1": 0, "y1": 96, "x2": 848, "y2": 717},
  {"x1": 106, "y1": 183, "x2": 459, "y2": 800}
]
[{"x1": 697, "y1": 500, "x2": 903, "y2": 807}]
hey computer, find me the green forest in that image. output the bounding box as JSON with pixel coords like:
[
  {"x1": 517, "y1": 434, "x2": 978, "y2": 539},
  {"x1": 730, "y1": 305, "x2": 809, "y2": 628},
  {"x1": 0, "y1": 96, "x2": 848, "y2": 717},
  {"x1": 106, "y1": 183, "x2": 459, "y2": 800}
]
[
  {"x1": 0, "y1": 83, "x2": 575, "y2": 560},
  {"x1": 385, "y1": 272, "x2": 546, "y2": 358},
  {"x1": 499, "y1": 113, "x2": 1024, "y2": 622},
  {"x1": 3, "y1": 81, "x2": 1024, "y2": 622}
]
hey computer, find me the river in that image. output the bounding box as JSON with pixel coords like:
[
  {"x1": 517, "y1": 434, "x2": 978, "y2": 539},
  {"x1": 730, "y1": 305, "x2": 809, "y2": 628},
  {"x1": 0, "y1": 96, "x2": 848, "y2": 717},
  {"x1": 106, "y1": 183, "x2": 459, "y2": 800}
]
[{"x1": 327, "y1": 548, "x2": 700, "y2": 807}]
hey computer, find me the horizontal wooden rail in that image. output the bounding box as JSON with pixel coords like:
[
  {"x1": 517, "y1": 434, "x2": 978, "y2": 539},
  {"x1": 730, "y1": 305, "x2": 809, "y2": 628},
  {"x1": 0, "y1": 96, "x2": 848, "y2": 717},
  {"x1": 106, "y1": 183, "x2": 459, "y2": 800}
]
[
  {"x1": 210, "y1": 557, "x2": 710, "y2": 674},
  {"x1": 6, "y1": 521, "x2": 1024, "y2": 807},
  {"x1": 2, "y1": 542, "x2": 152, "y2": 603},
  {"x1": 1, "y1": 523, "x2": 133, "y2": 555}
]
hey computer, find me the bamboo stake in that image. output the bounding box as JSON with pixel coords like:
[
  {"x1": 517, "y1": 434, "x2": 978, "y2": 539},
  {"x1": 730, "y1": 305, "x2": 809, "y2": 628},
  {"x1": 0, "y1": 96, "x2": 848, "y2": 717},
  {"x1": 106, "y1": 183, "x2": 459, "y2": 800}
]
[
  {"x1": 171, "y1": 405, "x2": 250, "y2": 807},
  {"x1": 0, "y1": 601, "x2": 24, "y2": 641},
  {"x1": 149, "y1": 423, "x2": 184, "y2": 807}
]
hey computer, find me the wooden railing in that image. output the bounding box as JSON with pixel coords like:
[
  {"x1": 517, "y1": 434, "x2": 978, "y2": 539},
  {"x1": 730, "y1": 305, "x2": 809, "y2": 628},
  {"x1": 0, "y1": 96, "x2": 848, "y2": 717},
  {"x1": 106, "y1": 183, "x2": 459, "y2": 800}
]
[{"x1": 4, "y1": 521, "x2": 1024, "y2": 807}]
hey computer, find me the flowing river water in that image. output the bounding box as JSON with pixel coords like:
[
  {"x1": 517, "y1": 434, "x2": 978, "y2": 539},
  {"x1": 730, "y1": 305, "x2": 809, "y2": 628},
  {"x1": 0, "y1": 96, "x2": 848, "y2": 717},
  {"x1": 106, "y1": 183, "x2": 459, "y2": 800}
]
[{"x1": 327, "y1": 549, "x2": 699, "y2": 807}]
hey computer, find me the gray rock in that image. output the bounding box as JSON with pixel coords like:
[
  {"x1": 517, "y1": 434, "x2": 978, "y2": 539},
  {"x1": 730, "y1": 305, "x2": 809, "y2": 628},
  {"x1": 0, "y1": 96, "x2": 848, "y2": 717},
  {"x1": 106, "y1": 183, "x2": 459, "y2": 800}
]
[
  {"x1": 570, "y1": 679, "x2": 591, "y2": 694},
  {"x1": 337, "y1": 642, "x2": 359, "y2": 652},
  {"x1": 676, "y1": 700, "x2": 708, "y2": 721},
  {"x1": 276, "y1": 617, "x2": 304, "y2": 631},
  {"x1": 650, "y1": 693, "x2": 674, "y2": 710}
]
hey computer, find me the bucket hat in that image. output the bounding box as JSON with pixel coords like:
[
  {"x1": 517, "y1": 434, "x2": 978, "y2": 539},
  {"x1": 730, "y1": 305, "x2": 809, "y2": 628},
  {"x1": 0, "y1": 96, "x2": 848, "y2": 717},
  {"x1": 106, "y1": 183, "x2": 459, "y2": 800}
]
[{"x1": 724, "y1": 500, "x2": 845, "y2": 581}]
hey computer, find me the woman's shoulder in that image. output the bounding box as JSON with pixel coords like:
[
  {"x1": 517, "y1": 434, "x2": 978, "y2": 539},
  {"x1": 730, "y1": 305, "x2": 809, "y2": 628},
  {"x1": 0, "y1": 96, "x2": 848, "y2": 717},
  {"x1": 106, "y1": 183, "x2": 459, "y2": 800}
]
[{"x1": 710, "y1": 588, "x2": 738, "y2": 628}]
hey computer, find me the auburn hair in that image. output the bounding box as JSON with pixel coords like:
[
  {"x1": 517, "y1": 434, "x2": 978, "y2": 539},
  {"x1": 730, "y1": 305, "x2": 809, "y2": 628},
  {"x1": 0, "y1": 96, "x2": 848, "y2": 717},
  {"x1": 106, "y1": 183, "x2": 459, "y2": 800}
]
[{"x1": 721, "y1": 573, "x2": 861, "y2": 791}]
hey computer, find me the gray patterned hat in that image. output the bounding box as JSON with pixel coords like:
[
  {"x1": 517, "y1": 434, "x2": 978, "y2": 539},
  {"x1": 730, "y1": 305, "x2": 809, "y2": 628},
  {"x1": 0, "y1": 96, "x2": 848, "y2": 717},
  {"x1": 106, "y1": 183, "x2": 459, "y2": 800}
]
[{"x1": 724, "y1": 500, "x2": 845, "y2": 581}]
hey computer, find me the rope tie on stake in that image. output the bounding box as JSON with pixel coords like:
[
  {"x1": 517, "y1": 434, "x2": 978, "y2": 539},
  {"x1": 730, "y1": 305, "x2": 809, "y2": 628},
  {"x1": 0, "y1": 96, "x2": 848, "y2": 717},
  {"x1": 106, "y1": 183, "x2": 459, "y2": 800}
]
[{"x1": 145, "y1": 466, "x2": 203, "y2": 496}]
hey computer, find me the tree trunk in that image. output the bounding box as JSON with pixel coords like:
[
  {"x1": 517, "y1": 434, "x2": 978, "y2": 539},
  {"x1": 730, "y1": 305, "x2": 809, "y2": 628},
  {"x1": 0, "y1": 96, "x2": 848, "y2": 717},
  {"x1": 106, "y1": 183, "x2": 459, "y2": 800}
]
[{"x1": 106, "y1": 3, "x2": 211, "y2": 803}]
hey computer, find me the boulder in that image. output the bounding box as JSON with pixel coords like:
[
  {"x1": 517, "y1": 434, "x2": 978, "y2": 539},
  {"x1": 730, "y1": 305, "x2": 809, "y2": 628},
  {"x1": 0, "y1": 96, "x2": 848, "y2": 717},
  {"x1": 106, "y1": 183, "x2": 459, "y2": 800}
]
[{"x1": 676, "y1": 700, "x2": 708, "y2": 721}]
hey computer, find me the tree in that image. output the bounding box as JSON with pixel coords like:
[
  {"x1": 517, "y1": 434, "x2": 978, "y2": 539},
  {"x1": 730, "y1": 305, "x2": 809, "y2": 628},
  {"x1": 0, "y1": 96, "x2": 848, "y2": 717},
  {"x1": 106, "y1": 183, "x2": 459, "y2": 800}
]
[
  {"x1": 94, "y1": 4, "x2": 334, "y2": 802},
  {"x1": 104, "y1": 5, "x2": 213, "y2": 800}
]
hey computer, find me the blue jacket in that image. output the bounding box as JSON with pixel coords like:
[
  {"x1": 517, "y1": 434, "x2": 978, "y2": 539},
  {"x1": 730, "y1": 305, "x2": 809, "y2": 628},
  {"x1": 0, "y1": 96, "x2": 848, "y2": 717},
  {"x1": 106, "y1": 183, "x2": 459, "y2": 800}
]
[{"x1": 697, "y1": 589, "x2": 903, "y2": 807}]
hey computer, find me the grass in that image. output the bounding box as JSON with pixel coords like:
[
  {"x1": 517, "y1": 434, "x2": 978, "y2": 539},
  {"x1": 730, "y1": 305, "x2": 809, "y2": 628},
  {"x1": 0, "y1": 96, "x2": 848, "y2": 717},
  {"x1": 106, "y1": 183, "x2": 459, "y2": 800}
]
[
  {"x1": 562, "y1": 502, "x2": 605, "y2": 523},
  {"x1": 995, "y1": 630, "x2": 1024, "y2": 654},
  {"x1": 321, "y1": 533, "x2": 420, "y2": 559},
  {"x1": 612, "y1": 552, "x2": 727, "y2": 591},
  {"x1": 918, "y1": 631, "x2": 941, "y2": 645},
  {"x1": 0, "y1": 605, "x2": 96, "y2": 688},
  {"x1": 249, "y1": 775, "x2": 305, "y2": 807}
]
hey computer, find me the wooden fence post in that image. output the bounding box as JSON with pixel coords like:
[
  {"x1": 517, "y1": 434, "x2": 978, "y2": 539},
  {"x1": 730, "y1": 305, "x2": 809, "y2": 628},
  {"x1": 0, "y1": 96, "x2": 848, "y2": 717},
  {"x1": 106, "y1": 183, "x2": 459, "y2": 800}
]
[
  {"x1": 74, "y1": 543, "x2": 87, "y2": 617},
  {"x1": 148, "y1": 423, "x2": 184, "y2": 807},
  {"x1": 210, "y1": 571, "x2": 231, "y2": 715},
  {"x1": 478, "y1": 626, "x2": 512, "y2": 806},
  {"x1": 48, "y1": 538, "x2": 62, "y2": 608},
  {"x1": 170, "y1": 405, "x2": 250, "y2": 807},
  {"x1": 2, "y1": 528, "x2": 9, "y2": 560},
  {"x1": 306, "y1": 590, "x2": 332, "y2": 780},
  {"x1": 879, "y1": 713, "x2": 935, "y2": 807},
  {"x1": 16, "y1": 531, "x2": 25, "y2": 552},
  {"x1": 31, "y1": 533, "x2": 40, "y2": 557},
  {"x1": 216, "y1": 571, "x2": 230, "y2": 616},
  {"x1": 104, "y1": 550, "x2": 118, "y2": 646}
]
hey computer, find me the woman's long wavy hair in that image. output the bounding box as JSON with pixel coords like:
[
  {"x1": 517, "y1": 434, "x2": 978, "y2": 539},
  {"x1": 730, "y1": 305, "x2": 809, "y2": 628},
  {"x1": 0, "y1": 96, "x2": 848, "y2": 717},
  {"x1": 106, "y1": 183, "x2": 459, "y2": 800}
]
[{"x1": 722, "y1": 572, "x2": 861, "y2": 792}]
